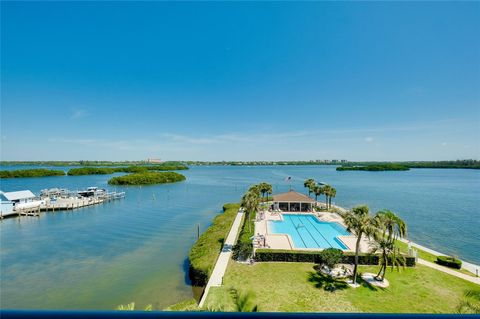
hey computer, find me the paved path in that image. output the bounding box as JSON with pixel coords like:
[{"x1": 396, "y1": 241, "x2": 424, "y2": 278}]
[
  {"x1": 198, "y1": 209, "x2": 245, "y2": 308},
  {"x1": 417, "y1": 258, "x2": 480, "y2": 285},
  {"x1": 398, "y1": 237, "x2": 480, "y2": 276}
]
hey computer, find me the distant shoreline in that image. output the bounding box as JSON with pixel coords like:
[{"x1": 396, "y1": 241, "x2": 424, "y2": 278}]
[{"x1": 1, "y1": 160, "x2": 479, "y2": 169}]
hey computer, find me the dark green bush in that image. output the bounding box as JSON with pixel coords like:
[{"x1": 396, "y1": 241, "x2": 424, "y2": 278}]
[
  {"x1": 68, "y1": 167, "x2": 116, "y2": 175},
  {"x1": 232, "y1": 210, "x2": 256, "y2": 260},
  {"x1": 254, "y1": 249, "x2": 416, "y2": 267},
  {"x1": 319, "y1": 248, "x2": 344, "y2": 268},
  {"x1": 0, "y1": 169, "x2": 65, "y2": 178},
  {"x1": 437, "y1": 256, "x2": 462, "y2": 269}
]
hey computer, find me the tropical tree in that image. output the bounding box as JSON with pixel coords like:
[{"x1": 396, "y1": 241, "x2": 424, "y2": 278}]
[
  {"x1": 304, "y1": 179, "x2": 315, "y2": 197},
  {"x1": 248, "y1": 184, "x2": 261, "y2": 197},
  {"x1": 341, "y1": 205, "x2": 377, "y2": 285},
  {"x1": 322, "y1": 185, "x2": 330, "y2": 208},
  {"x1": 258, "y1": 182, "x2": 273, "y2": 202},
  {"x1": 241, "y1": 190, "x2": 260, "y2": 218},
  {"x1": 319, "y1": 248, "x2": 343, "y2": 269},
  {"x1": 230, "y1": 289, "x2": 259, "y2": 312},
  {"x1": 313, "y1": 185, "x2": 323, "y2": 203},
  {"x1": 327, "y1": 187, "x2": 336, "y2": 209},
  {"x1": 457, "y1": 290, "x2": 480, "y2": 314},
  {"x1": 371, "y1": 209, "x2": 407, "y2": 281}
]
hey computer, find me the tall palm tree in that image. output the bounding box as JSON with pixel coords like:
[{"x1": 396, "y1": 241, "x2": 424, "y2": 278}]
[
  {"x1": 304, "y1": 179, "x2": 315, "y2": 197},
  {"x1": 313, "y1": 185, "x2": 323, "y2": 203},
  {"x1": 322, "y1": 185, "x2": 330, "y2": 208},
  {"x1": 372, "y1": 209, "x2": 407, "y2": 281},
  {"x1": 241, "y1": 190, "x2": 260, "y2": 219},
  {"x1": 328, "y1": 187, "x2": 336, "y2": 209},
  {"x1": 258, "y1": 182, "x2": 273, "y2": 202},
  {"x1": 248, "y1": 184, "x2": 261, "y2": 197},
  {"x1": 341, "y1": 205, "x2": 377, "y2": 285}
]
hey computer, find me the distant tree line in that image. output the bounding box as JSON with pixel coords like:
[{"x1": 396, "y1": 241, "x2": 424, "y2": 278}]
[
  {"x1": 0, "y1": 169, "x2": 65, "y2": 178},
  {"x1": 184, "y1": 160, "x2": 479, "y2": 169},
  {"x1": 336, "y1": 164, "x2": 410, "y2": 171},
  {"x1": 0, "y1": 160, "x2": 187, "y2": 167},
  {"x1": 67, "y1": 164, "x2": 188, "y2": 176}
]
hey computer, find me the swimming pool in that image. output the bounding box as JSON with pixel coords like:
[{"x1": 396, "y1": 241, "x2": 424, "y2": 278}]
[{"x1": 268, "y1": 214, "x2": 350, "y2": 249}]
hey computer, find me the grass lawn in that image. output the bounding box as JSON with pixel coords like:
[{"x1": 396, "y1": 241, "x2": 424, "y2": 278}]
[
  {"x1": 395, "y1": 240, "x2": 475, "y2": 277},
  {"x1": 205, "y1": 261, "x2": 479, "y2": 313}
]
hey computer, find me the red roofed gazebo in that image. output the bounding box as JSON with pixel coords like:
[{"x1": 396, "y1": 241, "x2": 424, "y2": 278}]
[{"x1": 272, "y1": 190, "x2": 315, "y2": 212}]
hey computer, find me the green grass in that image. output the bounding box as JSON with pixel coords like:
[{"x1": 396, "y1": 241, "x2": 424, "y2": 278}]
[
  {"x1": 107, "y1": 171, "x2": 186, "y2": 185},
  {"x1": 188, "y1": 203, "x2": 240, "y2": 286},
  {"x1": 395, "y1": 240, "x2": 475, "y2": 276},
  {"x1": 205, "y1": 261, "x2": 479, "y2": 313},
  {"x1": 0, "y1": 168, "x2": 65, "y2": 178},
  {"x1": 164, "y1": 299, "x2": 199, "y2": 311}
]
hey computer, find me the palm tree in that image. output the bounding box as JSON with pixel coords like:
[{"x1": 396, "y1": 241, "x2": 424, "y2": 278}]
[
  {"x1": 230, "y1": 289, "x2": 259, "y2": 312},
  {"x1": 322, "y1": 185, "x2": 330, "y2": 208},
  {"x1": 341, "y1": 205, "x2": 377, "y2": 285},
  {"x1": 457, "y1": 290, "x2": 480, "y2": 314},
  {"x1": 304, "y1": 179, "x2": 315, "y2": 197},
  {"x1": 248, "y1": 184, "x2": 261, "y2": 197},
  {"x1": 371, "y1": 210, "x2": 407, "y2": 281},
  {"x1": 328, "y1": 187, "x2": 336, "y2": 209},
  {"x1": 241, "y1": 190, "x2": 260, "y2": 218},
  {"x1": 313, "y1": 185, "x2": 323, "y2": 203},
  {"x1": 258, "y1": 182, "x2": 273, "y2": 202}
]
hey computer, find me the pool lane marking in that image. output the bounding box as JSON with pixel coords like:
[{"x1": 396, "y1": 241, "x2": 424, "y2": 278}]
[
  {"x1": 305, "y1": 216, "x2": 335, "y2": 248},
  {"x1": 291, "y1": 215, "x2": 322, "y2": 248},
  {"x1": 286, "y1": 215, "x2": 308, "y2": 248}
]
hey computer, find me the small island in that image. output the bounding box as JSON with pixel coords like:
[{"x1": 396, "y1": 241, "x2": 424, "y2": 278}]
[
  {"x1": 67, "y1": 164, "x2": 188, "y2": 176},
  {"x1": 336, "y1": 164, "x2": 410, "y2": 171},
  {"x1": 108, "y1": 171, "x2": 186, "y2": 185},
  {"x1": 0, "y1": 169, "x2": 66, "y2": 178}
]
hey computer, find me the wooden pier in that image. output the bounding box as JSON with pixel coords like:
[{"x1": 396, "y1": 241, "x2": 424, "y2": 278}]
[{"x1": 2, "y1": 193, "x2": 125, "y2": 219}]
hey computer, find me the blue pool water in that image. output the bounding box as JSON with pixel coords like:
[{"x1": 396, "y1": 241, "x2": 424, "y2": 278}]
[{"x1": 269, "y1": 214, "x2": 350, "y2": 249}]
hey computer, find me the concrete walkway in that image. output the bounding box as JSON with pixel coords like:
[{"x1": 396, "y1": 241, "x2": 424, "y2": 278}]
[
  {"x1": 198, "y1": 208, "x2": 245, "y2": 308},
  {"x1": 417, "y1": 258, "x2": 480, "y2": 285},
  {"x1": 398, "y1": 237, "x2": 480, "y2": 276}
]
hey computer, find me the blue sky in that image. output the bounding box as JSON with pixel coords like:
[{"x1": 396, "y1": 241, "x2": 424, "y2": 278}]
[{"x1": 1, "y1": 2, "x2": 479, "y2": 161}]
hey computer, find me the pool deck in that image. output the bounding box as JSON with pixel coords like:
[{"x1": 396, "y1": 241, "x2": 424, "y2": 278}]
[{"x1": 254, "y1": 210, "x2": 373, "y2": 252}]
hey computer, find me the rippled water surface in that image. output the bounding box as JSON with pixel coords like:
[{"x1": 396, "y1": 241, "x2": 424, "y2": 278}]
[{"x1": 1, "y1": 165, "x2": 479, "y2": 309}]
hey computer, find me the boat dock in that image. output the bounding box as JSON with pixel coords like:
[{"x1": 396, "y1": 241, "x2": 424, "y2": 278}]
[{"x1": 1, "y1": 188, "x2": 126, "y2": 219}]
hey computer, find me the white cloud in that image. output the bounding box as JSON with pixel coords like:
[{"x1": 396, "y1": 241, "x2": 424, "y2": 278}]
[
  {"x1": 365, "y1": 137, "x2": 374, "y2": 143},
  {"x1": 441, "y1": 142, "x2": 447, "y2": 146},
  {"x1": 70, "y1": 108, "x2": 89, "y2": 120}
]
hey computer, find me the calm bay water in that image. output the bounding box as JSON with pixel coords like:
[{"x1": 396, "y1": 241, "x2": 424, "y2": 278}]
[{"x1": 1, "y1": 165, "x2": 479, "y2": 309}]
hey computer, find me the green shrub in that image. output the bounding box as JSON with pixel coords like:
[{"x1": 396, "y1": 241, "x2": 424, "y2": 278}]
[
  {"x1": 0, "y1": 169, "x2": 65, "y2": 178},
  {"x1": 232, "y1": 210, "x2": 256, "y2": 260},
  {"x1": 437, "y1": 256, "x2": 462, "y2": 269},
  {"x1": 189, "y1": 203, "x2": 240, "y2": 286},
  {"x1": 319, "y1": 248, "x2": 343, "y2": 268},
  {"x1": 254, "y1": 249, "x2": 418, "y2": 267},
  {"x1": 68, "y1": 167, "x2": 116, "y2": 175},
  {"x1": 107, "y1": 172, "x2": 186, "y2": 185}
]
